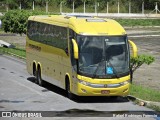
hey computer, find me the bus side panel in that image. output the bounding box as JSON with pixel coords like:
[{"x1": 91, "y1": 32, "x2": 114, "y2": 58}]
[{"x1": 26, "y1": 37, "x2": 34, "y2": 76}]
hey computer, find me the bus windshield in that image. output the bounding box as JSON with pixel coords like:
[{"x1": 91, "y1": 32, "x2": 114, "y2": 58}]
[{"x1": 77, "y1": 35, "x2": 129, "y2": 79}]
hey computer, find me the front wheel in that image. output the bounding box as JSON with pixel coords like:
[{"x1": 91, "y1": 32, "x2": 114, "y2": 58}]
[{"x1": 66, "y1": 80, "x2": 75, "y2": 100}]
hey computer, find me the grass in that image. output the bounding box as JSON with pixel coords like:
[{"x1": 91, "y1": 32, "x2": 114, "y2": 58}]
[
  {"x1": 147, "y1": 104, "x2": 160, "y2": 111},
  {"x1": 130, "y1": 84, "x2": 160, "y2": 102},
  {"x1": 116, "y1": 19, "x2": 160, "y2": 27},
  {"x1": 130, "y1": 84, "x2": 160, "y2": 112},
  {"x1": 0, "y1": 47, "x2": 26, "y2": 58}
]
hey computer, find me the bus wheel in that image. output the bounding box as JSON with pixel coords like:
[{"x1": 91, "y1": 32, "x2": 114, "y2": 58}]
[
  {"x1": 66, "y1": 80, "x2": 75, "y2": 100},
  {"x1": 37, "y1": 68, "x2": 44, "y2": 86},
  {"x1": 33, "y1": 64, "x2": 38, "y2": 84},
  {"x1": 34, "y1": 71, "x2": 39, "y2": 84}
]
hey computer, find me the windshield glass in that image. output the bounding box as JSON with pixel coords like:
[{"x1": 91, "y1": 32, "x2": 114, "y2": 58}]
[{"x1": 77, "y1": 35, "x2": 129, "y2": 79}]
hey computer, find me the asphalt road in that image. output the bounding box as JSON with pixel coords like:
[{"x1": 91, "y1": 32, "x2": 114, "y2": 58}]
[
  {"x1": 127, "y1": 27, "x2": 160, "y2": 91},
  {"x1": 0, "y1": 55, "x2": 159, "y2": 120},
  {"x1": 0, "y1": 27, "x2": 160, "y2": 120}
]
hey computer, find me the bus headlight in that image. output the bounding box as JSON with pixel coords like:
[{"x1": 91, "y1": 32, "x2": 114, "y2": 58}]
[
  {"x1": 78, "y1": 80, "x2": 90, "y2": 86},
  {"x1": 120, "y1": 80, "x2": 130, "y2": 85}
]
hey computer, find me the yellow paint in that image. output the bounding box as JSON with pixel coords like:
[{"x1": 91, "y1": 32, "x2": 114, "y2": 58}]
[
  {"x1": 129, "y1": 40, "x2": 138, "y2": 58},
  {"x1": 26, "y1": 15, "x2": 136, "y2": 97},
  {"x1": 72, "y1": 39, "x2": 79, "y2": 59}
]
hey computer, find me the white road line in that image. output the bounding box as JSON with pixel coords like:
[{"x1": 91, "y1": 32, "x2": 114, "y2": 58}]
[
  {"x1": 11, "y1": 78, "x2": 44, "y2": 96},
  {"x1": 127, "y1": 31, "x2": 160, "y2": 34},
  {"x1": 128, "y1": 35, "x2": 160, "y2": 37}
]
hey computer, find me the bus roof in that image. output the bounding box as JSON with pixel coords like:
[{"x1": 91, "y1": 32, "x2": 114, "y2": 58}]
[{"x1": 28, "y1": 15, "x2": 126, "y2": 36}]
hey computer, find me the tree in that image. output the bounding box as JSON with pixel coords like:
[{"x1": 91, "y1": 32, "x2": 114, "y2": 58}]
[
  {"x1": 2, "y1": 10, "x2": 47, "y2": 35},
  {"x1": 2, "y1": 10, "x2": 30, "y2": 34},
  {"x1": 62, "y1": 0, "x2": 83, "y2": 9},
  {"x1": 130, "y1": 54, "x2": 155, "y2": 83},
  {"x1": 1, "y1": 0, "x2": 17, "y2": 11},
  {"x1": 15, "y1": 0, "x2": 32, "y2": 10}
]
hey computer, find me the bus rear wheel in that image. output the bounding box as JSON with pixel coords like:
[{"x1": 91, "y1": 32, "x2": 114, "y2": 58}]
[
  {"x1": 34, "y1": 71, "x2": 39, "y2": 84},
  {"x1": 37, "y1": 68, "x2": 44, "y2": 86},
  {"x1": 33, "y1": 64, "x2": 38, "y2": 84}
]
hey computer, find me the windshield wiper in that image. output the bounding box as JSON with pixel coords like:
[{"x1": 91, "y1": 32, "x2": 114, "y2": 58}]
[
  {"x1": 92, "y1": 59, "x2": 120, "y2": 79},
  {"x1": 92, "y1": 60, "x2": 105, "y2": 78}
]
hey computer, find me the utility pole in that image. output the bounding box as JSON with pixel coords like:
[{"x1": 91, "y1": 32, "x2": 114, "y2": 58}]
[
  {"x1": 97, "y1": 2, "x2": 99, "y2": 16},
  {"x1": 107, "y1": 2, "x2": 108, "y2": 13},
  {"x1": 60, "y1": 1, "x2": 63, "y2": 13},
  {"x1": 19, "y1": 2, "x2": 22, "y2": 10},
  {"x1": 84, "y1": 1, "x2": 86, "y2": 13},
  {"x1": 150, "y1": 2, "x2": 160, "y2": 14},
  {"x1": 155, "y1": 2, "x2": 160, "y2": 14},
  {"x1": 95, "y1": 1, "x2": 97, "y2": 14},
  {"x1": 129, "y1": 1, "x2": 131, "y2": 14},
  {"x1": 73, "y1": 1, "x2": 75, "y2": 13},
  {"x1": 46, "y1": 1, "x2": 48, "y2": 13},
  {"x1": 33, "y1": 0, "x2": 35, "y2": 11},
  {"x1": 142, "y1": 1, "x2": 144, "y2": 14},
  {"x1": 118, "y1": 0, "x2": 119, "y2": 14}
]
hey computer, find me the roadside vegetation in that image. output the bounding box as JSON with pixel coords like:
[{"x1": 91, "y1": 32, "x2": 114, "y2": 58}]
[
  {"x1": 130, "y1": 84, "x2": 160, "y2": 102},
  {"x1": 116, "y1": 19, "x2": 160, "y2": 27},
  {"x1": 0, "y1": 47, "x2": 26, "y2": 58},
  {"x1": 1, "y1": 10, "x2": 160, "y2": 35},
  {"x1": 1, "y1": 10, "x2": 48, "y2": 35},
  {"x1": 0, "y1": 0, "x2": 159, "y2": 13},
  {"x1": 130, "y1": 84, "x2": 160, "y2": 112}
]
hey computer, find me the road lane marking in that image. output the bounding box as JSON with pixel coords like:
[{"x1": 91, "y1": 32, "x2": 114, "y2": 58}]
[
  {"x1": 128, "y1": 34, "x2": 160, "y2": 37},
  {"x1": 10, "y1": 79, "x2": 44, "y2": 96}
]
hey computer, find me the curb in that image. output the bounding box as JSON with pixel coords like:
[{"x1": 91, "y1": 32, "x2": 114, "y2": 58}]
[
  {"x1": 7, "y1": 51, "x2": 26, "y2": 60},
  {"x1": 127, "y1": 95, "x2": 160, "y2": 110},
  {"x1": 0, "y1": 50, "x2": 26, "y2": 60}
]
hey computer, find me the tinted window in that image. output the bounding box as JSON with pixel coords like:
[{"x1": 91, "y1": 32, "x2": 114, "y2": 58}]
[{"x1": 27, "y1": 20, "x2": 68, "y2": 50}]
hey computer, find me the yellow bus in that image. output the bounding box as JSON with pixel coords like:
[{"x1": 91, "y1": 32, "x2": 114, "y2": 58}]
[{"x1": 26, "y1": 15, "x2": 137, "y2": 99}]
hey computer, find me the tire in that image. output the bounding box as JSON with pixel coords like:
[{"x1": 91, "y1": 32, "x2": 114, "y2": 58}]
[
  {"x1": 34, "y1": 71, "x2": 39, "y2": 84},
  {"x1": 37, "y1": 68, "x2": 44, "y2": 86},
  {"x1": 33, "y1": 64, "x2": 38, "y2": 84},
  {"x1": 66, "y1": 80, "x2": 75, "y2": 100}
]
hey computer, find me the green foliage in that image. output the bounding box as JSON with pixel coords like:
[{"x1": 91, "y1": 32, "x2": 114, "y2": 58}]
[
  {"x1": 130, "y1": 83, "x2": 160, "y2": 102},
  {"x1": 130, "y1": 54, "x2": 155, "y2": 73},
  {"x1": 117, "y1": 19, "x2": 160, "y2": 27},
  {"x1": 0, "y1": 47, "x2": 26, "y2": 58},
  {"x1": 2, "y1": 10, "x2": 30, "y2": 34},
  {"x1": 1, "y1": 0, "x2": 159, "y2": 12},
  {"x1": 2, "y1": 10, "x2": 47, "y2": 35}
]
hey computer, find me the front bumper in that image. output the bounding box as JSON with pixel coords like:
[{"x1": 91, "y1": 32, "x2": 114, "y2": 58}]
[{"x1": 74, "y1": 82, "x2": 130, "y2": 96}]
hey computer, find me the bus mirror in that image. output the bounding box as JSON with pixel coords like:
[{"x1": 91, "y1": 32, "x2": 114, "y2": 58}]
[
  {"x1": 72, "y1": 39, "x2": 79, "y2": 59},
  {"x1": 129, "y1": 40, "x2": 138, "y2": 58}
]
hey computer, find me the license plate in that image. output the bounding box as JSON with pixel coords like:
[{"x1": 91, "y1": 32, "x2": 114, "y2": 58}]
[{"x1": 101, "y1": 90, "x2": 110, "y2": 94}]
